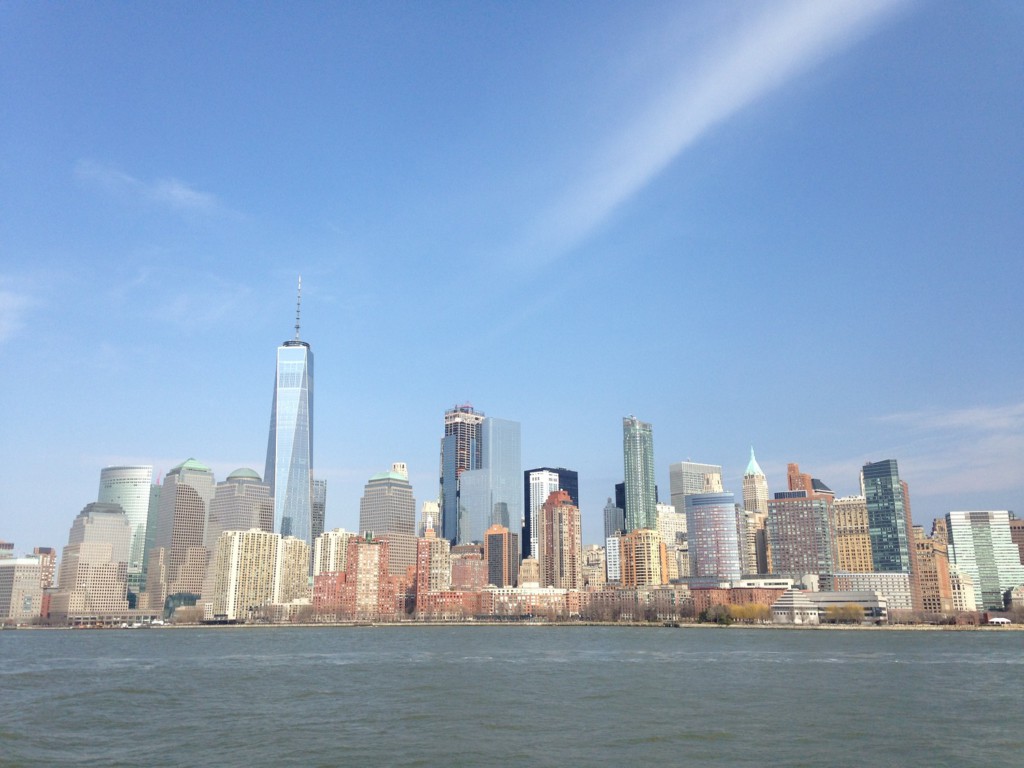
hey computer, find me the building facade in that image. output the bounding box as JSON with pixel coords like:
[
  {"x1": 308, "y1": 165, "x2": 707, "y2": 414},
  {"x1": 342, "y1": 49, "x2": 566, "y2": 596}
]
[
  {"x1": 151, "y1": 458, "x2": 215, "y2": 597},
  {"x1": 457, "y1": 417, "x2": 522, "y2": 545},
  {"x1": 538, "y1": 490, "x2": 582, "y2": 590},
  {"x1": 484, "y1": 525, "x2": 520, "y2": 588},
  {"x1": 945, "y1": 510, "x2": 1024, "y2": 610},
  {"x1": 97, "y1": 465, "x2": 154, "y2": 592},
  {"x1": 439, "y1": 404, "x2": 485, "y2": 543},
  {"x1": 861, "y1": 460, "x2": 912, "y2": 573},
  {"x1": 766, "y1": 491, "x2": 835, "y2": 579},
  {"x1": 685, "y1": 492, "x2": 741, "y2": 583},
  {"x1": 523, "y1": 467, "x2": 578, "y2": 560},
  {"x1": 50, "y1": 503, "x2": 132, "y2": 620},
  {"x1": 833, "y1": 496, "x2": 873, "y2": 573},
  {"x1": 265, "y1": 282, "x2": 315, "y2": 547},
  {"x1": 623, "y1": 416, "x2": 657, "y2": 531},
  {"x1": 359, "y1": 464, "x2": 416, "y2": 537}
]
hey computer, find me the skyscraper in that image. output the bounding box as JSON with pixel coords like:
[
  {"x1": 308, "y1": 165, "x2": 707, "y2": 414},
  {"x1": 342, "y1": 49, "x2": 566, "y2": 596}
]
[
  {"x1": 741, "y1": 449, "x2": 768, "y2": 515},
  {"x1": 485, "y1": 524, "x2": 519, "y2": 588},
  {"x1": 439, "y1": 404, "x2": 485, "y2": 543},
  {"x1": 457, "y1": 417, "x2": 522, "y2": 545},
  {"x1": 204, "y1": 468, "x2": 274, "y2": 553},
  {"x1": 97, "y1": 465, "x2": 154, "y2": 592},
  {"x1": 538, "y1": 489, "x2": 582, "y2": 590},
  {"x1": 860, "y1": 460, "x2": 912, "y2": 573},
  {"x1": 622, "y1": 416, "x2": 656, "y2": 531},
  {"x1": 523, "y1": 467, "x2": 578, "y2": 560},
  {"x1": 684, "y1": 492, "x2": 741, "y2": 583},
  {"x1": 766, "y1": 491, "x2": 835, "y2": 579},
  {"x1": 358, "y1": 463, "x2": 416, "y2": 537},
  {"x1": 151, "y1": 458, "x2": 215, "y2": 598},
  {"x1": 603, "y1": 497, "x2": 625, "y2": 541},
  {"x1": 265, "y1": 278, "x2": 315, "y2": 547},
  {"x1": 669, "y1": 461, "x2": 724, "y2": 512},
  {"x1": 945, "y1": 510, "x2": 1024, "y2": 610}
]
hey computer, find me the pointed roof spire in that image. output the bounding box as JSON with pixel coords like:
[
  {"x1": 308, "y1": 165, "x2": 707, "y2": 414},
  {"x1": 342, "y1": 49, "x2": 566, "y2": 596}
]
[
  {"x1": 294, "y1": 275, "x2": 302, "y2": 341},
  {"x1": 745, "y1": 446, "x2": 765, "y2": 477}
]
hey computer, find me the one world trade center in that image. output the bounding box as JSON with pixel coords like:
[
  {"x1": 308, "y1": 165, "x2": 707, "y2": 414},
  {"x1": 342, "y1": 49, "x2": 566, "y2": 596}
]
[{"x1": 265, "y1": 277, "x2": 314, "y2": 547}]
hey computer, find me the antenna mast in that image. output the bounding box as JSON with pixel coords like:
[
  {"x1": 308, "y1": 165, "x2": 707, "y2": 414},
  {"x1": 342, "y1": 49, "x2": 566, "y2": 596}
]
[{"x1": 294, "y1": 275, "x2": 302, "y2": 341}]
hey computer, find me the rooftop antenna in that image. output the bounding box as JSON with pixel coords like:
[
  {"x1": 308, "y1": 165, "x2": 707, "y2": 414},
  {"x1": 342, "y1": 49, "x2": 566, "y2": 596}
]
[{"x1": 294, "y1": 275, "x2": 302, "y2": 341}]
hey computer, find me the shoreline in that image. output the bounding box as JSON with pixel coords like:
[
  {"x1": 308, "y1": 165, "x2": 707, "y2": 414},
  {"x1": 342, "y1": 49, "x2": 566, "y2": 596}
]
[{"x1": 9, "y1": 621, "x2": 1021, "y2": 632}]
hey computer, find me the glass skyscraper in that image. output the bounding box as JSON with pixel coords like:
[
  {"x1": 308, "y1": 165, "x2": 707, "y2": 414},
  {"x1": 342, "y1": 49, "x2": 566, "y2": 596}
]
[
  {"x1": 265, "y1": 282, "x2": 314, "y2": 547},
  {"x1": 456, "y1": 417, "x2": 521, "y2": 545},
  {"x1": 623, "y1": 416, "x2": 656, "y2": 531},
  {"x1": 861, "y1": 459, "x2": 911, "y2": 573},
  {"x1": 439, "y1": 404, "x2": 484, "y2": 543},
  {"x1": 97, "y1": 465, "x2": 154, "y2": 592}
]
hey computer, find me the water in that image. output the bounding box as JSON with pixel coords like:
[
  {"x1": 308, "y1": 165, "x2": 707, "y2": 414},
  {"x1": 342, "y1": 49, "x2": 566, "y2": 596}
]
[{"x1": 1, "y1": 626, "x2": 1020, "y2": 767}]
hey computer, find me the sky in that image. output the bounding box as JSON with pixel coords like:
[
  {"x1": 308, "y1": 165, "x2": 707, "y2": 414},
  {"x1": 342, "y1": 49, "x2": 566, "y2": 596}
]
[{"x1": 1, "y1": 1, "x2": 1022, "y2": 552}]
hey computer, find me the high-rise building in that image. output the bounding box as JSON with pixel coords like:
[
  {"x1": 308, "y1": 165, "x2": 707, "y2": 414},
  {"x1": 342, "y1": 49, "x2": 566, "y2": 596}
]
[
  {"x1": 669, "y1": 461, "x2": 723, "y2": 521},
  {"x1": 33, "y1": 546, "x2": 57, "y2": 590},
  {"x1": 656, "y1": 502, "x2": 687, "y2": 581},
  {"x1": 151, "y1": 458, "x2": 215, "y2": 598},
  {"x1": 340, "y1": 536, "x2": 394, "y2": 619},
  {"x1": 620, "y1": 529, "x2": 667, "y2": 587},
  {"x1": 913, "y1": 526, "x2": 953, "y2": 614},
  {"x1": 766, "y1": 491, "x2": 835, "y2": 579},
  {"x1": 311, "y1": 478, "x2": 327, "y2": 545},
  {"x1": 0, "y1": 557, "x2": 43, "y2": 622},
  {"x1": 945, "y1": 510, "x2": 1024, "y2": 610},
  {"x1": 265, "y1": 278, "x2": 315, "y2": 547},
  {"x1": 208, "y1": 529, "x2": 279, "y2": 622},
  {"x1": 439, "y1": 404, "x2": 485, "y2": 543},
  {"x1": 861, "y1": 460, "x2": 912, "y2": 573},
  {"x1": 484, "y1": 524, "x2": 519, "y2": 588},
  {"x1": 274, "y1": 536, "x2": 311, "y2": 604},
  {"x1": 204, "y1": 469, "x2": 274, "y2": 552},
  {"x1": 457, "y1": 417, "x2": 522, "y2": 545},
  {"x1": 684, "y1": 492, "x2": 741, "y2": 583},
  {"x1": 523, "y1": 467, "x2": 578, "y2": 560},
  {"x1": 415, "y1": 522, "x2": 451, "y2": 597},
  {"x1": 538, "y1": 490, "x2": 582, "y2": 590},
  {"x1": 97, "y1": 465, "x2": 154, "y2": 592},
  {"x1": 603, "y1": 497, "x2": 625, "y2": 541},
  {"x1": 1008, "y1": 514, "x2": 1024, "y2": 566},
  {"x1": 605, "y1": 535, "x2": 622, "y2": 583},
  {"x1": 313, "y1": 528, "x2": 356, "y2": 576},
  {"x1": 788, "y1": 463, "x2": 834, "y2": 500},
  {"x1": 742, "y1": 449, "x2": 769, "y2": 575},
  {"x1": 50, "y1": 503, "x2": 132, "y2": 620},
  {"x1": 359, "y1": 464, "x2": 416, "y2": 538},
  {"x1": 833, "y1": 496, "x2": 874, "y2": 573},
  {"x1": 623, "y1": 416, "x2": 656, "y2": 531},
  {"x1": 418, "y1": 499, "x2": 440, "y2": 537}
]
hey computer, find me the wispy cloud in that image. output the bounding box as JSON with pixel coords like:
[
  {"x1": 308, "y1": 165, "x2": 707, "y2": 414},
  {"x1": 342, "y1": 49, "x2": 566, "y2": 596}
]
[
  {"x1": 0, "y1": 288, "x2": 34, "y2": 344},
  {"x1": 75, "y1": 159, "x2": 232, "y2": 217},
  {"x1": 517, "y1": 0, "x2": 907, "y2": 264}
]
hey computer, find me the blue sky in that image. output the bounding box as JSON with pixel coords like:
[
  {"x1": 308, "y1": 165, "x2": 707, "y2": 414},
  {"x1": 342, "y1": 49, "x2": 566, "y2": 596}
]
[{"x1": 2, "y1": 1, "x2": 1022, "y2": 552}]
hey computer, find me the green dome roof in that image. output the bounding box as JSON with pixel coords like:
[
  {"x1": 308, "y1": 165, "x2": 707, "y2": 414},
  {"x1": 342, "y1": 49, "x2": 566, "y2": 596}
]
[{"x1": 227, "y1": 467, "x2": 262, "y2": 482}]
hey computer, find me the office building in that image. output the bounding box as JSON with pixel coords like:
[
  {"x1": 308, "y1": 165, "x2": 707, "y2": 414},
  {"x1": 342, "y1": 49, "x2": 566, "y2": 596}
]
[
  {"x1": 742, "y1": 448, "x2": 769, "y2": 514},
  {"x1": 151, "y1": 458, "x2": 215, "y2": 597},
  {"x1": 685, "y1": 492, "x2": 741, "y2": 583},
  {"x1": 359, "y1": 464, "x2": 416, "y2": 537},
  {"x1": 265, "y1": 279, "x2": 315, "y2": 546},
  {"x1": 860, "y1": 460, "x2": 912, "y2": 573},
  {"x1": 50, "y1": 503, "x2": 132, "y2": 620},
  {"x1": 669, "y1": 461, "x2": 723, "y2": 515},
  {"x1": 524, "y1": 467, "x2": 578, "y2": 560},
  {"x1": 945, "y1": 510, "x2": 1024, "y2": 610},
  {"x1": 97, "y1": 465, "x2": 154, "y2": 592},
  {"x1": 538, "y1": 490, "x2": 582, "y2": 590},
  {"x1": 439, "y1": 404, "x2": 485, "y2": 543},
  {"x1": 457, "y1": 417, "x2": 522, "y2": 545},
  {"x1": 623, "y1": 416, "x2": 657, "y2": 531},
  {"x1": 274, "y1": 536, "x2": 311, "y2": 604},
  {"x1": 415, "y1": 523, "x2": 451, "y2": 596},
  {"x1": 312, "y1": 478, "x2": 327, "y2": 545},
  {"x1": 603, "y1": 497, "x2": 625, "y2": 542},
  {"x1": 605, "y1": 535, "x2": 622, "y2": 583},
  {"x1": 204, "y1": 469, "x2": 274, "y2": 552}
]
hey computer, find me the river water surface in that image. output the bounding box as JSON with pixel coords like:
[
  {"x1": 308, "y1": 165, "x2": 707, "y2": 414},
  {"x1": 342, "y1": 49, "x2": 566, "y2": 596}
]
[{"x1": 1, "y1": 625, "x2": 1020, "y2": 766}]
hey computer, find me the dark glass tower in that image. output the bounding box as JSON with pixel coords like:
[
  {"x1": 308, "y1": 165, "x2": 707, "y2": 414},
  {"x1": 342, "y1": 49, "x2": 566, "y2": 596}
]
[{"x1": 861, "y1": 459, "x2": 911, "y2": 573}]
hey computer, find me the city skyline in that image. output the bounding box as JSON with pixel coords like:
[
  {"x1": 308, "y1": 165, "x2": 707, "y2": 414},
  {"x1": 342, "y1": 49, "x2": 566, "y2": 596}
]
[{"x1": 2, "y1": 2, "x2": 1022, "y2": 551}]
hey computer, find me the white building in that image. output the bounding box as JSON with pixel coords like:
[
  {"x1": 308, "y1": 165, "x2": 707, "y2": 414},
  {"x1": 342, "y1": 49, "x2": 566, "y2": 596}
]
[
  {"x1": 946, "y1": 510, "x2": 1024, "y2": 610},
  {"x1": 0, "y1": 557, "x2": 43, "y2": 622},
  {"x1": 313, "y1": 528, "x2": 356, "y2": 575},
  {"x1": 50, "y1": 503, "x2": 132, "y2": 620}
]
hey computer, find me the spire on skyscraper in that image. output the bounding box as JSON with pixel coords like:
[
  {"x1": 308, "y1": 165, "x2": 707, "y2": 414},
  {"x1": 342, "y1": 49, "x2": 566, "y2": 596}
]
[
  {"x1": 294, "y1": 275, "x2": 302, "y2": 341},
  {"x1": 745, "y1": 446, "x2": 765, "y2": 477}
]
